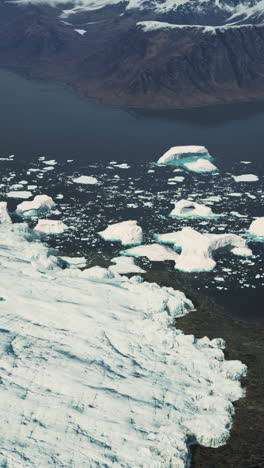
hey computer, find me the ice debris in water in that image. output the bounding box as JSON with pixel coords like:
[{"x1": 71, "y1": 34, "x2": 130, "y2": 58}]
[
  {"x1": 0, "y1": 223, "x2": 247, "y2": 467},
  {"x1": 16, "y1": 194, "x2": 56, "y2": 217},
  {"x1": 232, "y1": 174, "x2": 259, "y2": 182},
  {"x1": 34, "y1": 219, "x2": 69, "y2": 235},
  {"x1": 248, "y1": 217, "x2": 264, "y2": 238},
  {"x1": 121, "y1": 243, "x2": 179, "y2": 262},
  {"x1": 158, "y1": 145, "x2": 211, "y2": 164},
  {"x1": 0, "y1": 202, "x2": 11, "y2": 223},
  {"x1": 170, "y1": 199, "x2": 218, "y2": 218},
  {"x1": 98, "y1": 220, "x2": 143, "y2": 246},
  {"x1": 7, "y1": 190, "x2": 33, "y2": 199},
  {"x1": 73, "y1": 175, "x2": 98, "y2": 184},
  {"x1": 157, "y1": 227, "x2": 252, "y2": 272}
]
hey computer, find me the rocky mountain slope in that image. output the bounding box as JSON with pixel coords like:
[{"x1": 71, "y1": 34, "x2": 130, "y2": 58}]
[{"x1": 1, "y1": 0, "x2": 264, "y2": 107}]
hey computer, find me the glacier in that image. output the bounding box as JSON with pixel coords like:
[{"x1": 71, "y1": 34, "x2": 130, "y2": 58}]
[{"x1": 0, "y1": 222, "x2": 247, "y2": 467}]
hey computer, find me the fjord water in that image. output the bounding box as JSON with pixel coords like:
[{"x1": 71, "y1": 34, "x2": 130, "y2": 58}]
[{"x1": 1, "y1": 68, "x2": 264, "y2": 164}]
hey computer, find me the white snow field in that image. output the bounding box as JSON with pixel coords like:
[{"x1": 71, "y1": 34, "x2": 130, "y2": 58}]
[
  {"x1": 98, "y1": 220, "x2": 143, "y2": 245},
  {"x1": 0, "y1": 222, "x2": 247, "y2": 467},
  {"x1": 16, "y1": 194, "x2": 56, "y2": 217},
  {"x1": 34, "y1": 219, "x2": 69, "y2": 234},
  {"x1": 170, "y1": 199, "x2": 217, "y2": 218},
  {"x1": 157, "y1": 227, "x2": 252, "y2": 272},
  {"x1": 248, "y1": 217, "x2": 264, "y2": 238},
  {"x1": 158, "y1": 145, "x2": 211, "y2": 164}
]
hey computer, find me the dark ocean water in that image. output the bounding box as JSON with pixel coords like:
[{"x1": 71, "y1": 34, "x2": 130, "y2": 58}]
[{"x1": 1, "y1": 68, "x2": 264, "y2": 165}]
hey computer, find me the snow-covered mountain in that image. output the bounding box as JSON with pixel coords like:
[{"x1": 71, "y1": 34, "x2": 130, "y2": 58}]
[{"x1": 1, "y1": 0, "x2": 264, "y2": 106}]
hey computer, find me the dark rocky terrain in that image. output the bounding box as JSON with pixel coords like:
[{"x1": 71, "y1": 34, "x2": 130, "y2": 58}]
[{"x1": 1, "y1": 0, "x2": 264, "y2": 108}]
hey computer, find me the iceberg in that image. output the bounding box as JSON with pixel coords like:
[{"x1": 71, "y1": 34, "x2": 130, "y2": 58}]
[
  {"x1": 158, "y1": 145, "x2": 211, "y2": 164},
  {"x1": 121, "y1": 243, "x2": 179, "y2": 262},
  {"x1": 0, "y1": 222, "x2": 246, "y2": 467},
  {"x1": 248, "y1": 217, "x2": 264, "y2": 238},
  {"x1": 109, "y1": 256, "x2": 146, "y2": 274},
  {"x1": 7, "y1": 190, "x2": 33, "y2": 199},
  {"x1": 34, "y1": 219, "x2": 68, "y2": 235},
  {"x1": 0, "y1": 202, "x2": 11, "y2": 223},
  {"x1": 73, "y1": 175, "x2": 98, "y2": 184},
  {"x1": 232, "y1": 174, "x2": 259, "y2": 182},
  {"x1": 183, "y1": 158, "x2": 218, "y2": 173},
  {"x1": 170, "y1": 199, "x2": 217, "y2": 218},
  {"x1": 16, "y1": 194, "x2": 56, "y2": 217},
  {"x1": 157, "y1": 227, "x2": 252, "y2": 272},
  {"x1": 98, "y1": 220, "x2": 143, "y2": 246}
]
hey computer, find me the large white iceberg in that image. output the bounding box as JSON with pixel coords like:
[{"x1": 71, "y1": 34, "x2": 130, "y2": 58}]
[
  {"x1": 16, "y1": 194, "x2": 56, "y2": 217},
  {"x1": 98, "y1": 220, "x2": 143, "y2": 245},
  {"x1": 158, "y1": 145, "x2": 211, "y2": 164},
  {"x1": 7, "y1": 190, "x2": 33, "y2": 199},
  {"x1": 170, "y1": 199, "x2": 217, "y2": 218},
  {"x1": 0, "y1": 223, "x2": 246, "y2": 467},
  {"x1": 34, "y1": 219, "x2": 68, "y2": 235},
  {"x1": 248, "y1": 217, "x2": 264, "y2": 238},
  {"x1": 0, "y1": 202, "x2": 11, "y2": 223},
  {"x1": 157, "y1": 227, "x2": 252, "y2": 272}
]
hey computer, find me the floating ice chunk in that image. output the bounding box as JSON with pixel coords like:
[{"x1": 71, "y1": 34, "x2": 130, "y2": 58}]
[
  {"x1": 0, "y1": 202, "x2": 11, "y2": 223},
  {"x1": 170, "y1": 199, "x2": 217, "y2": 218},
  {"x1": 122, "y1": 243, "x2": 179, "y2": 262},
  {"x1": 232, "y1": 174, "x2": 259, "y2": 182},
  {"x1": 158, "y1": 145, "x2": 210, "y2": 164},
  {"x1": 61, "y1": 256, "x2": 87, "y2": 269},
  {"x1": 7, "y1": 191, "x2": 33, "y2": 199},
  {"x1": 114, "y1": 163, "x2": 130, "y2": 169},
  {"x1": 16, "y1": 195, "x2": 56, "y2": 217},
  {"x1": 74, "y1": 28, "x2": 86, "y2": 35},
  {"x1": 34, "y1": 219, "x2": 68, "y2": 235},
  {"x1": 98, "y1": 220, "x2": 143, "y2": 246},
  {"x1": 248, "y1": 217, "x2": 264, "y2": 238},
  {"x1": 42, "y1": 159, "x2": 57, "y2": 165},
  {"x1": 168, "y1": 176, "x2": 184, "y2": 183},
  {"x1": 184, "y1": 158, "x2": 218, "y2": 173},
  {"x1": 109, "y1": 256, "x2": 146, "y2": 274},
  {"x1": 157, "y1": 227, "x2": 250, "y2": 272},
  {"x1": 230, "y1": 211, "x2": 247, "y2": 218},
  {"x1": 231, "y1": 247, "x2": 253, "y2": 257},
  {"x1": 73, "y1": 175, "x2": 98, "y2": 184},
  {"x1": 240, "y1": 161, "x2": 252, "y2": 164},
  {"x1": 27, "y1": 185, "x2": 37, "y2": 190}
]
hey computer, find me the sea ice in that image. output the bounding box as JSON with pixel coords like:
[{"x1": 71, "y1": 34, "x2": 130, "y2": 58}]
[
  {"x1": 232, "y1": 174, "x2": 259, "y2": 182},
  {"x1": 7, "y1": 190, "x2": 33, "y2": 199},
  {"x1": 98, "y1": 220, "x2": 143, "y2": 245},
  {"x1": 158, "y1": 145, "x2": 211, "y2": 164},
  {"x1": 170, "y1": 199, "x2": 217, "y2": 218},
  {"x1": 109, "y1": 256, "x2": 146, "y2": 274},
  {"x1": 73, "y1": 175, "x2": 98, "y2": 184},
  {"x1": 0, "y1": 222, "x2": 247, "y2": 467},
  {"x1": 0, "y1": 202, "x2": 11, "y2": 223},
  {"x1": 16, "y1": 195, "x2": 56, "y2": 217},
  {"x1": 122, "y1": 243, "x2": 179, "y2": 262},
  {"x1": 34, "y1": 219, "x2": 68, "y2": 235},
  {"x1": 157, "y1": 227, "x2": 252, "y2": 272},
  {"x1": 248, "y1": 217, "x2": 264, "y2": 238}
]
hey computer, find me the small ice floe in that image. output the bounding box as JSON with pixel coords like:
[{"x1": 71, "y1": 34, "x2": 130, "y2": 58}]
[
  {"x1": 61, "y1": 256, "x2": 87, "y2": 269},
  {"x1": 109, "y1": 256, "x2": 146, "y2": 274},
  {"x1": 16, "y1": 195, "x2": 56, "y2": 218},
  {"x1": 248, "y1": 217, "x2": 264, "y2": 238},
  {"x1": 232, "y1": 174, "x2": 259, "y2": 182},
  {"x1": 157, "y1": 145, "x2": 211, "y2": 164},
  {"x1": 73, "y1": 176, "x2": 98, "y2": 185},
  {"x1": 114, "y1": 163, "x2": 130, "y2": 169},
  {"x1": 74, "y1": 29, "x2": 86, "y2": 35},
  {"x1": 168, "y1": 176, "x2": 184, "y2": 183},
  {"x1": 121, "y1": 243, "x2": 179, "y2": 262},
  {"x1": 230, "y1": 211, "x2": 247, "y2": 218},
  {"x1": 184, "y1": 158, "x2": 218, "y2": 173},
  {"x1": 240, "y1": 161, "x2": 252, "y2": 164},
  {"x1": 231, "y1": 247, "x2": 253, "y2": 257},
  {"x1": 157, "y1": 227, "x2": 252, "y2": 272},
  {"x1": 0, "y1": 202, "x2": 11, "y2": 223},
  {"x1": 7, "y1": 191, "x2": 33, "y2": 199},
  {"x1": 27, "y1": 185, "x2": 37, "y2": 191},
  {"x1": 34, "y1": 220, "x2": 68, "y2": 235},
  {"x1": 42, "y1": 159, "x2": 57, "y2": 166},
  {"x1": 229, "y1": 192, "x2": 242, "y2": 197},
  {"x1": 98, "y1": 220, "x2": 143, "y2": 246},
  {"x1": 170, "y1": 199, "x2": 217, "y2": 218}
]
